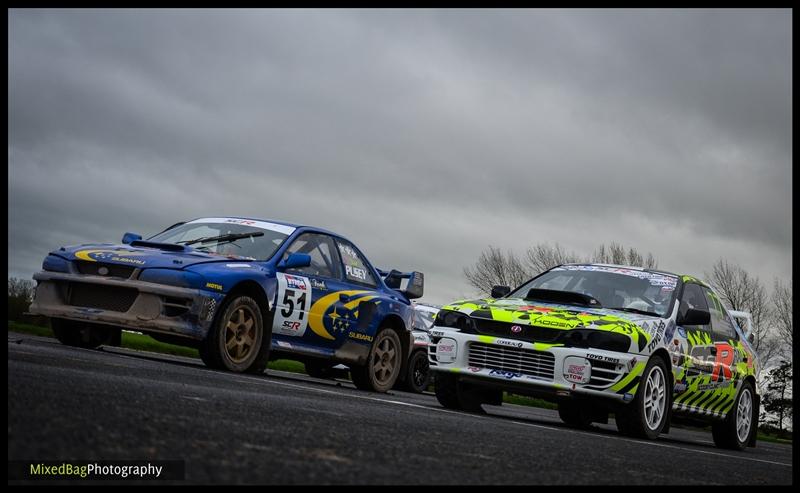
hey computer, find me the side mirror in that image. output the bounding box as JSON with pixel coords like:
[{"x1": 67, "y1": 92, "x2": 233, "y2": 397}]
[
  {"x1": 491, "y1": 285, "x2": 511, "y2": 298},
  {"x1": 122, "y1": 232, "x2": 142, "y2": 244},
  {"x1": 678, "y1": 307, "x2": 710, "y2": 326},
  {"x1": 277, "y1": 253, "x2": 311, "y2": 271}
]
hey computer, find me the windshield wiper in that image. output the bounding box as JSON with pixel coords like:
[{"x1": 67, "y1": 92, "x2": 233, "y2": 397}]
[
  {"x1": 179, "y1": 231, "x2": 264, "y2": 246},
  {"x1": 609, "y1": 307, "x2": 661, "y2": 317}
]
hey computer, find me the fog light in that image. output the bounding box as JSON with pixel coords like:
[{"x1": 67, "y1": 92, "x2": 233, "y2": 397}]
[{"x1": 436, "y1": 338, "x2": 458, "y2": 363}]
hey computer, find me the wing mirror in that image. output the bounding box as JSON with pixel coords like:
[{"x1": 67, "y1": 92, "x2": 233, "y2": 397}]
[
  {"x1": 122, "y1": 232, "x2": 142, "y2": 244},
  {"x1": 491, "y1": 285, "x2": 511, "y2": 298},
  {"x1": 678, "y1": 307, "x2": 710, "y2": 326},
  {"x1": 277, "y1": 253, "x2": 311, "y2": 271}
]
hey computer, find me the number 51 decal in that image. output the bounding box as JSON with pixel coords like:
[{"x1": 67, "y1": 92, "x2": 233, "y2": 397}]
[{"x1": 274, "y1": 273, "x2": 311, "y2": 337}]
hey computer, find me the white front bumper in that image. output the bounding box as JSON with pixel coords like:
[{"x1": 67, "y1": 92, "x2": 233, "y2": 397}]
[{"x1": 427, "y1": 327, "x2": 644, "y2": 402}]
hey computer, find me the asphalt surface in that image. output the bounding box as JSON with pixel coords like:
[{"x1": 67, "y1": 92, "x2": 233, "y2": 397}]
[{"x1": 8, "y1": 331, "x2": 793, "y2": 484}]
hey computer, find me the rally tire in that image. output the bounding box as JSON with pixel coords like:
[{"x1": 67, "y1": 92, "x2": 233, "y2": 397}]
[
  {"x1": 434, "y1": 372, "x2": 463, "y2": 409},
  {"x1": 198, "y1": 343, "x2": 219, "y2": 369},
  {"x1": 351, "y1": 328, "x2": 403, "y2": 392},
  {"x1": 397, "y1": 349, "x2": 431, "y2": 393},
  {"x1": 712, "y1": 380, "x2": 756, "y2": 450},
  {"x1": 202, "y1": 295, "x2": 271, "y2": 374},
  {"x1": 51, "y1": 318, "x2": 120, "y2": 349},
  {"x1": 433, "y1": 372, "x2": 485, "y2": 413},
  {"x1": 558, "y1": 401, "x2": 594, "y2": 429},
  {"x1": 616, "y1": 355, "x2": 669, "y2": 439}
]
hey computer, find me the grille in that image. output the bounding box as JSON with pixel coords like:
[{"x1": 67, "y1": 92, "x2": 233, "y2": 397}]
[
  {"x1": 163, "y1": 296, "x2": 191, "y2": 318},
  {"x1": 588, "y1": 359, "x2": 624, "y2": 387},
  {"x1": 75, "y1": 261, "x2": 135, "y2": 279},
  {"x1": 67, "y1": 283, "x2": 138, "y2": 312},
  {"x1": 472, "y1": 318, "x2": 563, "y2": 343},
  {"x1": 427, "y1": 344, "x2": 439, "y2": 366},
  {"x1": 468, "y1": 342, "x2": 555, "y2": 381}
]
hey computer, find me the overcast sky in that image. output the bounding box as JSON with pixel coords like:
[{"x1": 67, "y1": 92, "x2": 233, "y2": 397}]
[{"x1": 8, "y1": 9, "x2": 792, "y2": 305}]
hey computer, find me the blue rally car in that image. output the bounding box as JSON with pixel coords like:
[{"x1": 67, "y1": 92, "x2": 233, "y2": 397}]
[{"x1": 29, "y1": 217, "x2": 424, "y2": 392}]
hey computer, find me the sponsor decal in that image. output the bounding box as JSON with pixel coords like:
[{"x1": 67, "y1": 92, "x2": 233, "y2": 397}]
[
  {"x1": 646, "y1": 320, "x2": 666, "y2": 352},
  {"x1": 536, "y1": 316, "x2": 579, "y2": 329},
  {"x1": 273, "y1": 273, "x2": 312, "y2": 337},
  {"x1": 186, "y1": 217, "x2": 296, "y2": 235},
  {"x1": 413, "y1": 332, "x2": 430, "y2": 346},
  {"x1": 697, "y1": 381, "x2": 731, "y2": 391},
  {"x1": 436, "y1": 339, "x2": 457, "y2": 363},
  {"x1": 111, "y1": 256, "x2": 145, "y2": 265},
  {"x1": 284, "y1": 274, "x2": 307, "y2": 290},
  {"x1": 495, "y1": 339, "x2": 524, "y2": 349},
  {"x1": 331, "y1": 315, "x2": 349, "y2": 333},
  {"x1": 677, "y1": 327, "x2": 687, "y2": 338},
  {"x1": 282, "y1": 320, "x2": 302, "y2": 332},
  {"x1": 467, "y1": 366, "x2": 482, "y2": 372},
  {"x1": 563, "y1": 356, "x2": 591, "y2": 384},
  {"x1": 674, "y1": 382, "x2": 687, "y2": 393},
  {"x1": 225, "y1": 263, "x2": 253, "y2": 268},
  {"x1": 345, "y1": 265, "x2": 368, "y2": 281},
  {"x1": 311, "y1": 279, "x2": 327, "y2": 290},
  {"x1": 205, "y1": 282, "x2": 223, "y2": 291},
  {"x1": 622, "y1": 393, "x2": 634, "y2": 402},
  {"x1": 276, "y1": 341, "x2": 292, "y2": 348},
  {"x1": 430, "y1": 329, "x2": 446, "y2": 337},
  {"x1": 586, "y1": 353, "x2": 620, "y2": 364},
  {"x1": 489, "y1": 369, "x2": 523, "y2": 379},
  {"x1": 511, "y1": 325, "x2": 523, "y2": 333},
  {"x1": 74, "y1": 249, "x2": 149, "y2": 264},
  {"x1": 348, "y1": 332, "x2": 373, "y2": 342}
]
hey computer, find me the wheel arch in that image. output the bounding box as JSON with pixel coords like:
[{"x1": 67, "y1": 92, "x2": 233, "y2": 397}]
[
  {"x1": 378, "y1": 313, "x2": 411, "y2": 380},
  {"x1": 221, "y1": 280, "x2": 273, "y2": 323}
]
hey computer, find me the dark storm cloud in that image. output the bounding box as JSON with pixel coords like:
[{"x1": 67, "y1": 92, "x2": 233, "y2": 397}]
[{"x1": 9, "y1": 9, "x2": 792, "y2": 303}]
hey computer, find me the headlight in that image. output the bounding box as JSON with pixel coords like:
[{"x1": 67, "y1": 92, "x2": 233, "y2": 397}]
[
  {"x1": 434, "y1": 309, "x2": 476, "y2": 331},
  {"x1": 558, "y1": 329, "x2": 630, "y2": 353}
]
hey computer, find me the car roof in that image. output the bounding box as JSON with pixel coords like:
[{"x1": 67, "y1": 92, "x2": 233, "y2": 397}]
[{"x1": 561, "y1": 262, "x2": 680, "y2": 278}]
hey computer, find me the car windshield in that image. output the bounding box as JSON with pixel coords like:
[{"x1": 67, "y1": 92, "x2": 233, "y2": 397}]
[
  {"x1": 509, "y1": 265, "x2": 679, "y2": 318},
  {"x1": 148, "y1": 218, "x2": 294, "y2": 261}
]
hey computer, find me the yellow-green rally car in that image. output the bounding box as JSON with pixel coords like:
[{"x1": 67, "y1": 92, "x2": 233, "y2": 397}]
[{"x1": 428, "y1": 263, "x2": 759, "y2": 450}]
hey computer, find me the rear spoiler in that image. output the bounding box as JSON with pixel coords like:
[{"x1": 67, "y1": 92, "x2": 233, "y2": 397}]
[{"x1": 377, "y1": 269, "x2": 424, "y2": 300}]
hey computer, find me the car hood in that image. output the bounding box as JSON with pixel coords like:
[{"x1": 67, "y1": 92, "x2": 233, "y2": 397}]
[
  {"x1": 442, "y1": 297, "x2": 670, "y2": 351},
  {"x1": 52, "y1": 242, "x2": 252, "y2": 270}
]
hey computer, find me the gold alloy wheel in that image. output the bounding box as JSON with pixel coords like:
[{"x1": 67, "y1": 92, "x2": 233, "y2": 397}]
[
  {"x1": 224, "y1": 305, "x2": 257, "y2": 363},
  {"x1": 372, "y1": 334, "x2": 399, "y2": 385}
]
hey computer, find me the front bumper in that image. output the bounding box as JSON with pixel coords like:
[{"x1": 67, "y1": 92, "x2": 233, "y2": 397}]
[
  {"x1": 427, "y1": 327, "x2": 645, "y2": 402},
  {"x1": 29, "y1": 271, "x2": 223, "y2": 340}
]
